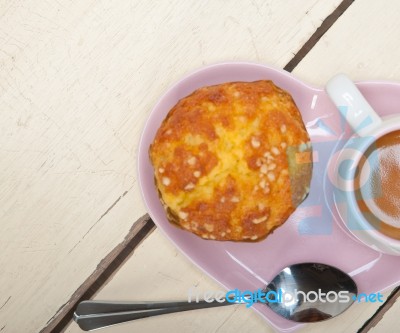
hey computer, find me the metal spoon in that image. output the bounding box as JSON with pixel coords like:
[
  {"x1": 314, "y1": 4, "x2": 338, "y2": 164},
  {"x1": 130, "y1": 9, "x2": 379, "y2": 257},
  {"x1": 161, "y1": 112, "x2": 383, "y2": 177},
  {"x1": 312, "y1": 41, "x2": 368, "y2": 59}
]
[{"x1": 73, "y1": 263, "x2": 357, "y2": 331}]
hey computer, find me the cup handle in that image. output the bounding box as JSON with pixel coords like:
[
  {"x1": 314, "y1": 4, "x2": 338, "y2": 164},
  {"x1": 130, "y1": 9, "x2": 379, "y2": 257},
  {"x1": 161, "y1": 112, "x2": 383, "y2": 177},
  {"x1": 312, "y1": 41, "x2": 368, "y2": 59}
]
[{"x1": 325, "y1": 74, "x2": 382, "y2": 136}]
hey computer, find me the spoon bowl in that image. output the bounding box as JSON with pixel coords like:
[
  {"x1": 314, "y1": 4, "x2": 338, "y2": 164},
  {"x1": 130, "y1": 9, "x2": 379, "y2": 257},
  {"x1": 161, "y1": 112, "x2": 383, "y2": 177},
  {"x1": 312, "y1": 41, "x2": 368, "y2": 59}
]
[{"x1": 265, "y1": 263, "x2": 357, "y2": 323}]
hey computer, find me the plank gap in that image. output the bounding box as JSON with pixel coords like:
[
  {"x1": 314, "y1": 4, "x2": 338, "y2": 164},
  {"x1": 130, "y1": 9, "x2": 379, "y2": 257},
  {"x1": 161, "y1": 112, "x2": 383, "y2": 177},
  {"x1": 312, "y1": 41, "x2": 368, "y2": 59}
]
[
  {"x1": 284, "y1": 0, "x2": 355, "y2": 72},
  {"x1": 0, "y1": 296, "x2": 11, "y2": 311},
  {"x1": 41, "y1": 214, "x2": 155, "y2": 333},
  {"x1": 358, "y1": 286, "x2": 400, "y2": 333}
]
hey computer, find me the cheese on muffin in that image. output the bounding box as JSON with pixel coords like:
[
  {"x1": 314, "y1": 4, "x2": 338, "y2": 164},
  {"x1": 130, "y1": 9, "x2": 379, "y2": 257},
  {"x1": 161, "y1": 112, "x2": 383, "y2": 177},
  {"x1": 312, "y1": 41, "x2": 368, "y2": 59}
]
[{"x1": 150, "y1": 81, "x2": 312, "y2": 241}]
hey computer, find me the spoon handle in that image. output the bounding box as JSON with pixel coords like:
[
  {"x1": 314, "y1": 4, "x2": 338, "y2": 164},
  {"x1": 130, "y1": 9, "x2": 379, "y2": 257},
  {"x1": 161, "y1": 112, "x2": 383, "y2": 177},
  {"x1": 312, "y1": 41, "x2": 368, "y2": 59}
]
[
  {"x1": 74, "y1": 300, "x2": 236, "y2": 331},
  {"x1": 75, "y1": 299, "x2": 216, "y2": 315}
]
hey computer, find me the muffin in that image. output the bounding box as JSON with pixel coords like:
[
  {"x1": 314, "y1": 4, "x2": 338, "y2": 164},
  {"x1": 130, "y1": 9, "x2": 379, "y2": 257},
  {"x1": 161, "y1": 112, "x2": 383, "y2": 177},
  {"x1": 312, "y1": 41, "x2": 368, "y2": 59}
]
[{"x1": 149, "y1": 81, "x2": 312, "y2": 241}]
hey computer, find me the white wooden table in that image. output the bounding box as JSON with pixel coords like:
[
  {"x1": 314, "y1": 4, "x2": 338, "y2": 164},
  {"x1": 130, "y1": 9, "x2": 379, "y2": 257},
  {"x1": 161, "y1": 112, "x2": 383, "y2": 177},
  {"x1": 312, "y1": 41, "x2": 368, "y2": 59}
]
[{"x1": 1, "y1": 1, "x2": 400, "y2": 332}]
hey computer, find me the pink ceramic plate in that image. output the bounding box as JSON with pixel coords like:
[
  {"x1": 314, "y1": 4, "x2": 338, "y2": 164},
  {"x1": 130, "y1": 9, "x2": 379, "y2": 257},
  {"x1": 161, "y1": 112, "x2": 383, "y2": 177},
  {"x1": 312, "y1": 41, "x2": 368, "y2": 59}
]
[{"x1": 138, "y1": 62, "x2": 400, "y2": 332}]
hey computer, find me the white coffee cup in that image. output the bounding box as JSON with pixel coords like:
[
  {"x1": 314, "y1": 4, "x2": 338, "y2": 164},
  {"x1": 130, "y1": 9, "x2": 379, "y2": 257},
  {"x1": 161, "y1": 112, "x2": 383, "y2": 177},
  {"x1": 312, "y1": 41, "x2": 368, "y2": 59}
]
[{"x1": 326, "y1": 74, "x2": 400, "y2": 255}]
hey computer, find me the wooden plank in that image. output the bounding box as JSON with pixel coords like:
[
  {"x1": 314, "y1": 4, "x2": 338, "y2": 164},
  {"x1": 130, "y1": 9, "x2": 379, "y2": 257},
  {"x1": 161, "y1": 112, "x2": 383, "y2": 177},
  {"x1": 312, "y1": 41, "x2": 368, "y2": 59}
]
[{"x1": 0, "y1": 1, "x2": 342, "y2": 332}]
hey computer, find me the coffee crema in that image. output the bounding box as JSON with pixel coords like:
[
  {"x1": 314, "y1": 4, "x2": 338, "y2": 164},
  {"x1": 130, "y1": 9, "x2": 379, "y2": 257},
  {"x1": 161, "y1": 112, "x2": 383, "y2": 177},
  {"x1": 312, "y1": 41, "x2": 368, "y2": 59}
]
[{"x1": 355, "y1": 130, "x2": 400, "y2": 240}]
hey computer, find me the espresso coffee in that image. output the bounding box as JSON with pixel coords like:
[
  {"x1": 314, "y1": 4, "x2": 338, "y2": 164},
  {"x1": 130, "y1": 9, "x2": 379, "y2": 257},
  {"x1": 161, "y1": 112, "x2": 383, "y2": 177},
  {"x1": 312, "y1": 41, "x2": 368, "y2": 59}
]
[{"x1": 356, "y1": 130, "x2": 400, "y2": 239}]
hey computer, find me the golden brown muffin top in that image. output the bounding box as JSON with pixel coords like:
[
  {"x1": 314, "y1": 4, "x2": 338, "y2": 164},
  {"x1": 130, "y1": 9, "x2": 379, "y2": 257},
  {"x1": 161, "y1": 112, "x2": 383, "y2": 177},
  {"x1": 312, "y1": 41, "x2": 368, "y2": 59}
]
[{"x1": 150, "y1": 81, "x2": 312, "y2": 241}]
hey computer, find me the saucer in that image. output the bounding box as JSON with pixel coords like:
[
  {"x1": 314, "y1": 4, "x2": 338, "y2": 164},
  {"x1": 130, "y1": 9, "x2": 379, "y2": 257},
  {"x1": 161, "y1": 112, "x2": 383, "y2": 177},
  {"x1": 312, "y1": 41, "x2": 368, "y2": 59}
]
[{"x1": 138, "y1": 62, "x2": 400, "y2": 332}]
